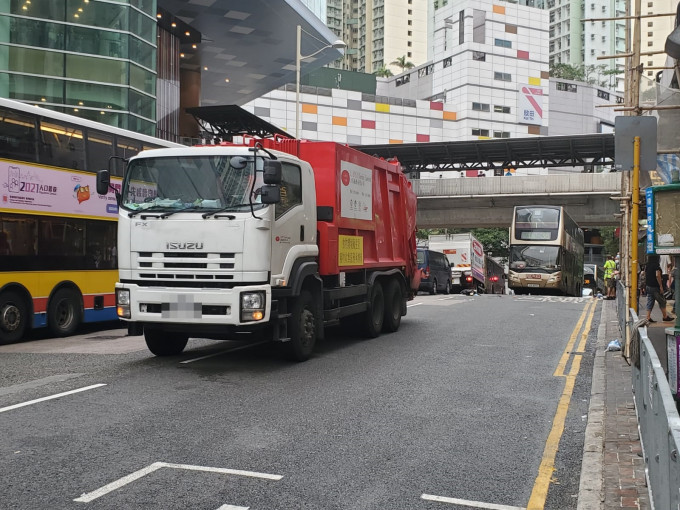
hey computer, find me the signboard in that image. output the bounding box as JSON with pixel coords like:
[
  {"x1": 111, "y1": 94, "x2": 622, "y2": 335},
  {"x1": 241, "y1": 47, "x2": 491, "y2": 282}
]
[
  {"x1": 0, "y1": 160, "x2": 120, "y2": 219},
  {"x1": 338, "y1": 235, "x2": 364, "y2": 266},
  {"x1": 647, "y1": 184, "x2": 680, "y2": 254},
  {"x1": 646, "y1": 187, "x2": 655, "y2": 254},
  {"x1": 518, "y1": 86, "x2": 543, "y2": 125},
  {"x1": 614, "y1": 116, "x2": 658, "y2": 171},
  {"x1": 340, "y1": 160, "x2": 372, "y2": 221}
]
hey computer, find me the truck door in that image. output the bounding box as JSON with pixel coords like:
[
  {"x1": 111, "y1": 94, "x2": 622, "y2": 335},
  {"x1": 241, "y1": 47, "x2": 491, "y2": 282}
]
[{"x1": 271, "y1": 162, "x2": 314, "y2": 278}]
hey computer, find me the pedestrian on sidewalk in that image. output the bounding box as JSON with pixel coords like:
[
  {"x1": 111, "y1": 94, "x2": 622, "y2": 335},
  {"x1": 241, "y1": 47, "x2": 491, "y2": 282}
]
[
  {"x1": 604, "y1": 255, "x2": 617, "y2": 300},
  {"x1": 645, "y1": 254, "x2": 675, "y2": 322}
]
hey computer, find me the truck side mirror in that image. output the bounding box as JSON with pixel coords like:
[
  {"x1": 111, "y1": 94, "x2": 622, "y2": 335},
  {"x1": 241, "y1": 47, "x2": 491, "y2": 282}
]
[
  {"x1": 260, "y1": 184, "x2": 281, "y2": 204},
  {"x1": 96, "y1": 170, "x2": 111, "y2": 196},
  {"x1": 263, "y1": 160, "x2": 282, "y2": 184}
]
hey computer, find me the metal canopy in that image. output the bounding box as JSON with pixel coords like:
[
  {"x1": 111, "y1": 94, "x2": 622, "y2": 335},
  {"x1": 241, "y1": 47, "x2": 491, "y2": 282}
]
[
  {"x1": 186, "y1": 105, "x2": 293, "y2": 141},
  {"x1": 356, "y1": 133, "x2": 615, "y2": 173}
]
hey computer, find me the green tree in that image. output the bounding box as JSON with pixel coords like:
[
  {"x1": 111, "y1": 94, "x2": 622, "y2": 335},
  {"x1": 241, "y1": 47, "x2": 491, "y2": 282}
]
[
  {"x1": 390, "y1": 55, "x2": 415, "y2": 72},
  {"x1": 374, "y1": 65, "x2": 393, "y2": 78},
  {"x1": 599, "y1": 226, "x2": 620, "y2": 256},
  {"x1": 470, "y1": 228, "x2": 509, "y2": 260},
  {"x1": 549, "y1": 63, "x2": 585, "y2": 81}
]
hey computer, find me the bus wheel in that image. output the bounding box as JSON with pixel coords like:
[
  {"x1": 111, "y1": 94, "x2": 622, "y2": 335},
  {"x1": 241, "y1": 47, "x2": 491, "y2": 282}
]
[
  {"x1": 0, "y1": 290, "x2": 28, "y2": 344},
  {"x1": 363, "y1": 282, "x2": 385, "y2": 338},
  {"x1": 144, "y1": 328, "x2": 188, "y2": 356},
  {"x1": 285, "y1": 290, "x2": 316, "y2": 361},
  {"x1": 48, "y1": 288, "x2": 82, "y2": 337},
  {"x1": 383, "y1": 279, "x2": 403, "y2": 333}
]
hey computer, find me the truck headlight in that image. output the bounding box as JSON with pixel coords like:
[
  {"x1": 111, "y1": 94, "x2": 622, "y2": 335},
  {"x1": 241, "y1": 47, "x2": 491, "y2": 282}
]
[
  {"x1": 116, "y1": 289, "x2": 131, "y2": 319},
  {"x1": 241, "y1": 291, "x2": 265, "y2": 322}
]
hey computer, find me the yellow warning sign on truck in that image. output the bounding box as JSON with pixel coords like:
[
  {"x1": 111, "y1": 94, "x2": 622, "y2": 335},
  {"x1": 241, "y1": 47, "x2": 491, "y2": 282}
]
[{"x1": 338, "y1": 235, "x2": 364, "y2": 266}]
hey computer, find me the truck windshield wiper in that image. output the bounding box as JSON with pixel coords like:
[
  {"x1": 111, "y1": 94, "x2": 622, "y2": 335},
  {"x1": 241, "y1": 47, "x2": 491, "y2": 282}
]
[
  {"x1": 159, "y1": 205, "x2": 205, "y2": 218},
  {"x1": 127, "y1": 205, "x2": 173, "y2": 218},
  {"x1": 202, "y1": 207, "x2": 238, "y2": 219}
]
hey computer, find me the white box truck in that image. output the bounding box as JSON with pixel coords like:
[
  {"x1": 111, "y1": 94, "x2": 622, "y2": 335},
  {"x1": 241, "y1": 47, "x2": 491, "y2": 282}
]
[{"x1": 428, "y1": 233, "x2": 485, "y2": 294}]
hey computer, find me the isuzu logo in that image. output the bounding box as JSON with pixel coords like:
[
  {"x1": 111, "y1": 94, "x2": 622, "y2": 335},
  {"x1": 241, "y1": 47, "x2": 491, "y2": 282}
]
[{"x1": 166, "y1": 242, "x2": 203, "y2": 249}]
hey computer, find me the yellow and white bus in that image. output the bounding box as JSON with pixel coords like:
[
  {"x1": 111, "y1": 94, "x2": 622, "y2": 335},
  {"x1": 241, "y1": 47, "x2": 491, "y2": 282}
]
[
  {"x1": 0, "y1": 97, "x2": 182, "y2": 343},
  {"x1": 508, "y1": 205, "x2": 584, "y2": 296}
]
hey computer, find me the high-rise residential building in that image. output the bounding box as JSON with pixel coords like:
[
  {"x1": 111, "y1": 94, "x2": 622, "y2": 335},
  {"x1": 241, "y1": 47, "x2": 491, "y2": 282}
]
[
  {"x1": 549, "y1": 0, "x2": 626, "y2": 89},
  {"x1": 325, "y1": 0, "x2": 429, "y2": 74},
  {"x1": 300, "y1": 0, "x2": 328, "y2": 21},
  {"x1": 642, "y1": 0, "x2": 675, "y2": 82}
]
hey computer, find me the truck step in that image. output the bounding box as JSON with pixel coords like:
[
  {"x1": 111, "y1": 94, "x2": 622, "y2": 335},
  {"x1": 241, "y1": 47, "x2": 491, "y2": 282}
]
[{"x1": 277, "y1": 313, "x2": 292, "y2": 320}]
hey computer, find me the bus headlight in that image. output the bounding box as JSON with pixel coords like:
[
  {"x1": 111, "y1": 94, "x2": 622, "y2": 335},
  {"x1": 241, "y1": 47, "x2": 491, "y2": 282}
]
[
  {"x1": 241, "y1": 291, "x2": 265, "y2": 322},
  {"x1": 116, "y1": 289, "x2": 131, "y2": 319}
]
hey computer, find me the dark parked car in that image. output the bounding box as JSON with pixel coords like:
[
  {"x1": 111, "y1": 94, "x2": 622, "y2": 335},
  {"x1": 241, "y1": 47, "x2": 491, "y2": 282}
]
[{"x1": 417, "y1": 248, "x2": 451, "y2": 294}]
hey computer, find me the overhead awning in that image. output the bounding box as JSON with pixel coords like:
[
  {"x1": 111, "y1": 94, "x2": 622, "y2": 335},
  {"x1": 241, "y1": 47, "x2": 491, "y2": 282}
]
[
  {"x1": 356, "y1": 133, "x2": 616, "y2": 173},
  {"x1": 186, "y1": 105, "x2": 292, "y2": 140}
]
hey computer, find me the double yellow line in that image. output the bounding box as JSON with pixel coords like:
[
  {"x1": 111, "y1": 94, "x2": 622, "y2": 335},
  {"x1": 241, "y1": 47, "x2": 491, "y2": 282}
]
[{"x1": 527, "y1": 299, "x2": 598, "y2": 509}]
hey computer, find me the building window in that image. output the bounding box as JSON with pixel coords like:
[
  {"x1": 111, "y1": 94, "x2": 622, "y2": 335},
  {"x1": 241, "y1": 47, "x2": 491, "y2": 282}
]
[
  {"x1": 473, "y1": 51, "x2": 486, "y2": 61},
  {"x1": 473, "y1": 9, "x2": 485, "y2": 44},
  {"x1": 493, "y1": 131, "x2": 510, "y2": 138},
  {"x1": 408, "y1": 31, "x2": 412, "y2": 36},
  {"x1": 443, "y1": 57, "x2": 452, "y2": 68},
  {"x1": 647, "y1": 41, "x2": 653, "y2": 46},
  {"x1": 459, "y1": 10, "x2": 465, "y2": 45},
  {"x1": 556, "y1": 81, "x2": 578, "y2": 92},
  {"x1": 472, "y1": 102, "x2": 490, "y2": 112},
  {"x1": 597, "y1": 90, "x2": 610, "y2": 100},
  {"x1": 494, "y1": 72, "x2": 511, "y2": 82},
  {"x1": 494, "y1": 38, "x2": 512, "y2": 48},
  {"x1": 494, "y1": 105, "x2": 511, "y2": 114},
  {"x1": 407, "y1": 52, "x2": 412, "y2": 57},
  {"x1": 472, "y1": 129, "x2": 489, "y2": 137}
]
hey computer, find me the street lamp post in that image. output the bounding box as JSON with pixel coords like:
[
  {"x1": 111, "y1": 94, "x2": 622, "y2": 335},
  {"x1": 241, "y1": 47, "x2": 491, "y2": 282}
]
[{"x1": 296, "y1": 25, "x2": 345, "y2": 139}]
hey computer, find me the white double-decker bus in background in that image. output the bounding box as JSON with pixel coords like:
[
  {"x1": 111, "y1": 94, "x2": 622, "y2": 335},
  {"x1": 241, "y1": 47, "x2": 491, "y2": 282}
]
[{"x1": 508, "y1": 205, "x2": 584, "y2": 296}]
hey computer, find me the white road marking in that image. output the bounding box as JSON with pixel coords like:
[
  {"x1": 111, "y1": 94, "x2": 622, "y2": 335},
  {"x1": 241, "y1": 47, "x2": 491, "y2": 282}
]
[
  {"x1": 180, "y1": 341, "x2": 268, "y2": 364},
  {"x1": 0, "y1": 373, "x2": 85, "y2": 397},
  {"x1": 216, "y1": 505, "x2": 249, "y2": 510},
  {"x1": 74, "y1": 462, "x2": 282, "y2": 503},
  {"x1": 407, "y1": 302, "x2": 423, "y2": 308},
  {"x1": 421, "y1": 494, "x2": 526, "y2": 510},
  {"x1": 0, "y1": 384, "x2": 106, "y2": 414}
]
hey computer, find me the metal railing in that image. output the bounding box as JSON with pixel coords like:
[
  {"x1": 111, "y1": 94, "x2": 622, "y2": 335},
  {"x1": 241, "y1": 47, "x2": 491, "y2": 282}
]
[{"x1": 630, "y1": 308, "x2": 680, "y2": 509}]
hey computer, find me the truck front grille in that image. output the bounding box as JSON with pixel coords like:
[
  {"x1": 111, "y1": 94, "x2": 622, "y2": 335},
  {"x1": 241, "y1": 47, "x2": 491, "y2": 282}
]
[{"x1": 135, "y1": 251, "x2": 236, "y2": 281}]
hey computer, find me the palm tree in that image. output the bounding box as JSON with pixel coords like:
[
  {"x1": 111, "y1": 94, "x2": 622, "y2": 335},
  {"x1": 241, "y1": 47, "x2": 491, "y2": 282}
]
[
  {"x1": 390, "y1": 55, "x2": 415, "y2": 72},
  {"x1": 374, "y1": 65, "x2": 393, "y2": 78}
]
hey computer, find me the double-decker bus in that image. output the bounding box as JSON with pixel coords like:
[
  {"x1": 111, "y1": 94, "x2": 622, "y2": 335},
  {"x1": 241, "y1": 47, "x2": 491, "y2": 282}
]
[
  {"x1": 508, "y1": 205, "x2": 584, "y2": 296},
  {"x1": 0, "y1": 97, "x2": 182, "y2": 344}
]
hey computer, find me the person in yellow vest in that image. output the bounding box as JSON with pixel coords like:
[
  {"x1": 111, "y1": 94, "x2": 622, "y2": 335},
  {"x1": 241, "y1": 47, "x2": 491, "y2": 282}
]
[{"x1": 604, "y1": 255, "x2": 617, "y2": 300}]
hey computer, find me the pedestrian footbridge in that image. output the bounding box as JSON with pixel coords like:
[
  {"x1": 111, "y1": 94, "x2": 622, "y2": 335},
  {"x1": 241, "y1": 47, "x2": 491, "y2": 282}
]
[{"x1": 414, "y1": 173, "x2": 622, "y2": 228}]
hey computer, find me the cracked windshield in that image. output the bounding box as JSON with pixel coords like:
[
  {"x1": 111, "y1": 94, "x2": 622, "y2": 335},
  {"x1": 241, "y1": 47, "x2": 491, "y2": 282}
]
[{"x1": 121, "y1": 156, "x2": 264, "y2": 211}]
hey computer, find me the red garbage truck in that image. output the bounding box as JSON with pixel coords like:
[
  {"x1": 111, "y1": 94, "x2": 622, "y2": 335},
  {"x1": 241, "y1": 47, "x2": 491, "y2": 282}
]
[{"x1": 97, "y1": 139, "x2": 419, "y2": 361}]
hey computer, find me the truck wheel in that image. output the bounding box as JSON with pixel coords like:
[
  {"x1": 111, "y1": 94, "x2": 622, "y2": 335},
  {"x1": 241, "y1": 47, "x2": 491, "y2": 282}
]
[
  {"x1": 430, "y1": 278, "x2": 437, "y2": 295},
  {"x1": 144, "y1": 328, "x2": 188, "y2": 356},
  {"x1": 0, "y1": 290, "x2": 29, "y2": 344},
  {"x1": 383, "y1": 279, "x2": 402, "y2": 333},
  {"x1": 363, "y1": 282, "x2": 384, "y2": 338},
  {"x1": 48, "y1": 288, "x2": 82, "y2": 337},
  {"x1": 285, "y1": 290, "x2": 316, "y2": 361}
]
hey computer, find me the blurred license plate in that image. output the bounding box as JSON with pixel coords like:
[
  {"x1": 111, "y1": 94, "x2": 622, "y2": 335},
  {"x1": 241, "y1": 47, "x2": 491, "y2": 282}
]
[
  {"x1": 529, "y1": 274, "x2": 542, "y2": 279},
  {"x1": 528, "y1": 283, "x2": 540, "y2": 287}
]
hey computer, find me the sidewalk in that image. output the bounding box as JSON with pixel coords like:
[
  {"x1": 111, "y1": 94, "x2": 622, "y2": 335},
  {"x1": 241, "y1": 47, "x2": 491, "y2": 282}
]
[{"x1": 579, "y1": 298, "x2": 650, "y2": 510}]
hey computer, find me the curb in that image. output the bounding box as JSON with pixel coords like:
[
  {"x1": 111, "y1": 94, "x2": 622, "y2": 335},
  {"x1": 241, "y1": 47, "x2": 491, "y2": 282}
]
[{"x1": 577, "y1": 300, "x2": 606, "y2": 510}]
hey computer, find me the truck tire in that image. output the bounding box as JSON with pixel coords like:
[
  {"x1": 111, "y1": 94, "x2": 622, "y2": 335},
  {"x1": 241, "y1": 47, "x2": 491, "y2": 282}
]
[
  {"x1": 383, "y1": 279, "x2": 402, "y2": 333},
  {"x1": 285, "y1": 290, "x2": 317, "y2": 361},
  {"x1": 363, "y1": 282, "x2": 384, "y2": 338},
  {"x1": 47, "y1": 287, "x2": 82, "y2": 337},
  {"x1": 0, "y1": 290, "x2": 29, "y2": 344},
  {"x1": 144, "y1": 328, "x2": 188, "y2": 356}
]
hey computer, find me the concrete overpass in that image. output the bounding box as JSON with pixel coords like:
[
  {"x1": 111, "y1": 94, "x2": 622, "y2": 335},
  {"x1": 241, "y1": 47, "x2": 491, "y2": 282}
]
[{"x1": 414, "y1": 173, "x2": 622, "y2": 228}]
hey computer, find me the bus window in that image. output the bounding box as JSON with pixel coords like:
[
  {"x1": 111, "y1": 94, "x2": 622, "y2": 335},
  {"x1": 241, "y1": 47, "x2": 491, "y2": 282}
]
[
  {"x1": 39, "y1": 120, "x2": 85, "y2": 170},
  {"x1": 0, "y1": 107, "x2": 38, "y2": 162},
  {"x1": 114, "y1": 136, "x2": 143, "y2": 176},
  {"x1": 87, "y1": 131, "x2": 115, "y2": 173}
]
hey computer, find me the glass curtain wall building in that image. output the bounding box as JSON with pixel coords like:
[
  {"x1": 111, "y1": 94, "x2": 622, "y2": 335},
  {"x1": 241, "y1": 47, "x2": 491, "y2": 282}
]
[{"x1": 0, "y1": 0, "x2": 158, "y2": 136}]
